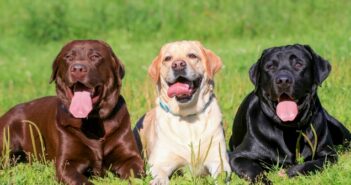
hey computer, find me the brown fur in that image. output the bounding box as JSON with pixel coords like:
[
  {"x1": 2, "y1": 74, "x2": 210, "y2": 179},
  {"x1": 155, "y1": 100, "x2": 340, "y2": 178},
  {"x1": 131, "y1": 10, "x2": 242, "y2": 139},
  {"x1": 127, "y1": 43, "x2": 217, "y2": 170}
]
[{"x1": 0, "y1": 40, "x2": 144, "y2": 185}]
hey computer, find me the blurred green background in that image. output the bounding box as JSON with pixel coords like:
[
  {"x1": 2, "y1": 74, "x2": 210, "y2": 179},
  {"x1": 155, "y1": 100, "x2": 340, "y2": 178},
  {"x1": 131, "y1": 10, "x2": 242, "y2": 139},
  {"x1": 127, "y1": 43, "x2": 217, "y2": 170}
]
[{"x1": 0, "y1": 0, "x2": 351, "y2": 184}]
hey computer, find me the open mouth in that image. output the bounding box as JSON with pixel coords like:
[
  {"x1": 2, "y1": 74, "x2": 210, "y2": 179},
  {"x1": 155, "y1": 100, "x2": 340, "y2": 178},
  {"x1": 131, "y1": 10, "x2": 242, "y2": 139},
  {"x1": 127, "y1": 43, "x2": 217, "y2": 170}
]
[
  {"x1": 66, "y1": 82, "x2": 103, "y2": 118},
  {"x1": 166, "y1": 76, "x2": 202, "y2": 103},
  {"x1": 67, "y1": 82, "x2": 102, "y2": 104},
  {"x1": 275, "y1": 93, "x2": 299, "y2": 122}
]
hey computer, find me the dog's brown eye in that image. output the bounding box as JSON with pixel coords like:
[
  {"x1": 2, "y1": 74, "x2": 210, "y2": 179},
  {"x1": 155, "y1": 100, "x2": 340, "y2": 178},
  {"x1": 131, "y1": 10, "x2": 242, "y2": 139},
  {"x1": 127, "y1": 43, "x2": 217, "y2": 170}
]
[
  {"x1": 290, "y1": 55, "x2": 303, "y2": 69},
  {"x1": 90, "y1": 54, "x2": 101, "y2": 60},
  {"x1": 64, "y1": 55, "x2": 73, "y2": 61},
  {"x1": 187, "y1": 53, "x2": 197, "y2": 59},
  {"x1": 164, "y1": 56, "x2": 172, "y2": 62},
  {"x1": 294, "y1": 62, "x2": 303, "y2": 68},
  {"x1": 265, "y1": 63, "x2": 276, "y2": 71}
]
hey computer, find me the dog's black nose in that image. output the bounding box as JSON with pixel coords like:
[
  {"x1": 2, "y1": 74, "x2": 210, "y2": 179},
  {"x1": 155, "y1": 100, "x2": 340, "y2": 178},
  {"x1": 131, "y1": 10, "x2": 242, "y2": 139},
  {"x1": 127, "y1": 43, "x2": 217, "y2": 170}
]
[
  {"x1": 70, "y1": 64, "x2": 87, "y2": 79},
  {"x1": 275, "y1": 75, "x2": 292, "y2": 86},
  {"x1": 172, "y1": 60, "x2": 187, "y2": 71}
]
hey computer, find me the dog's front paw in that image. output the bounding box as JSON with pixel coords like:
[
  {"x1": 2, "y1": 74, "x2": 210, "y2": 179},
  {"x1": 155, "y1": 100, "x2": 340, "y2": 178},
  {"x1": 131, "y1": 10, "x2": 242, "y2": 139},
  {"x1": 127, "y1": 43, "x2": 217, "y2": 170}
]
[
  {"x1": 287, "y1": 164, "x2": 304, "y2": 177},
  {"x1": 150, "y1": 177, "x2": 169, "y2": 185}
]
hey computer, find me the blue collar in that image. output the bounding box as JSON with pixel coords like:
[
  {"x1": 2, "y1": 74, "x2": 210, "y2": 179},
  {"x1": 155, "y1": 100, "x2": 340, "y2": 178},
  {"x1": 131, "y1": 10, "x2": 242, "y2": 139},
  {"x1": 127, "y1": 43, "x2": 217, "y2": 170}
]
[{"x1": 159, "y1": 94, "x2": 214, "y2": 117}]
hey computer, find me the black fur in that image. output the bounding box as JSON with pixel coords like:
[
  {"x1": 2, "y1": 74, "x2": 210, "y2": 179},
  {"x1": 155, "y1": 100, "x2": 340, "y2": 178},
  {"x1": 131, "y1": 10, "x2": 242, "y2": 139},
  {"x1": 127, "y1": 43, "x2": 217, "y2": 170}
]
[{"x1": 229, "y1": 44, "x2": 351, "y2": 184}]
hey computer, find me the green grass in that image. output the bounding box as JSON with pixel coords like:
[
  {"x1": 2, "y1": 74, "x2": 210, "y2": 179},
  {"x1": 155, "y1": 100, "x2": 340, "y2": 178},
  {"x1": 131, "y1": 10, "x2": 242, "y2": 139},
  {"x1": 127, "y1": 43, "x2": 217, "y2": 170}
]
[{"x1": 0, "y1": 0, "x2": 351, "y2": 184}]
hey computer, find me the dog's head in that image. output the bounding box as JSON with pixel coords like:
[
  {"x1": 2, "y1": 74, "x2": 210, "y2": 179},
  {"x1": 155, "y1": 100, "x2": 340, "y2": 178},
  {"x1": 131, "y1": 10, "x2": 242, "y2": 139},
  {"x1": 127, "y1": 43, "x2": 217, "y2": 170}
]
[
  {"x1": 250, "y1": 44, "x2": 331, "y2": 126},
  {"x1": 149, "y1": 41, "x2": 222, "y2": 116},
  {"x1": 51, "y1": 40, "x2": 125, "y2": 119}
]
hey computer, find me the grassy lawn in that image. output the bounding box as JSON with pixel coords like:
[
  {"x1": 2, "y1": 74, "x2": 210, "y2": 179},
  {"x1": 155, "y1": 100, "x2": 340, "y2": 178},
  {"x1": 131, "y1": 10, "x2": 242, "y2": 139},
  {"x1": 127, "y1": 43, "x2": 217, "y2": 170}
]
[{"x1": 1, "y1": 0, "x2": 351, "y2": 184}]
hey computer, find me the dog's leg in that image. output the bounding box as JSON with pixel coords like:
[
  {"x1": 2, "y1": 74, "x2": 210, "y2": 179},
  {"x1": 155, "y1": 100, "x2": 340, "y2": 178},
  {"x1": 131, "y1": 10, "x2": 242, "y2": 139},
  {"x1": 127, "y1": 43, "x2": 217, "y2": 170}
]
[
  {"x1": 0, "y1": 118, "x2": 38, "y2": 164},
  {"x1": 109, "y1": 154, "x2": 144, "y2": 179},
  {"x1": 325, "y1": 111, "x2": 351, "y2": 146},
  {"x1": 149, "y1": 161, "x2": 178, "y2": 185},
  {"x1": 230, "y1": 156, "x2": 271, "y2": 185},
  {"x1": 206, "y1": 160, "x2": 232, "y2": 184},
  {"x1": 56, "y1": 159, "x2": 92, "y2": 185},
  {"x1": 206, "y1": 160, "x2": 232, "y2": 177},
  {"x1": 109, "y1": 113, "x2": 145, "y2": 178},
  {"x1": 133, "y1": 114, "x2": 146, "y2": 155},
  {"x1": 204, "y1": 141, "x2": 232, "y2": 183},
  {"x1": 149, "y1": 165, "x2": 172, "y2": 185},
  {"x1": 287, "y1": 155, "x2": 337, "y2": 177},
  {"x1": 287, "y1": 117, "x2": 342, "y2": 177},
  {"x1": 148, "y1": 150, "x2": 183, "y2": 185}
]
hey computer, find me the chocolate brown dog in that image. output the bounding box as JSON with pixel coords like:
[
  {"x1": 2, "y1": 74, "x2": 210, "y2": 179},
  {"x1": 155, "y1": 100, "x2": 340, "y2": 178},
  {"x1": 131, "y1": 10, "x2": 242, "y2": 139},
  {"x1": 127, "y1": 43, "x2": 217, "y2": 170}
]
[
  {"x1": 0, "y1": 40, "x2": 144, "y2": 185},
  {"x1": 229, "y1": 44, "x2": 351, "y2": 183}
]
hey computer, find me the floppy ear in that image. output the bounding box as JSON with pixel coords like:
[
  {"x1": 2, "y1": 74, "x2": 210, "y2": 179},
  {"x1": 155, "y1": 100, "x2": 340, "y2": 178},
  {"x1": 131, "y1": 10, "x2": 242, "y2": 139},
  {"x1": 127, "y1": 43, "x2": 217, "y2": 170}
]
[
  {"x1": 303, "y1": 45, "x2": 331, "y2": 85},
  {"x1": 203, "y1": 48, "x2": 222, "y2": 79},
  {"x1": 99, "y1": 40, "x2": 125, "y2": 81},
  {"x1": 118, "y1": 62, "x2": 125, "y2": 80},
  {"x1": 249, "y1": 63, "x2": 259, "y2": 86},
  {"x1": 110, "y1": 50, "x2": 125, "y2": 81},
  {"x1": 97, "y1": 44, "x2": 126, "y2": 118},
  {"x1": 50, "y1": 51, "x2": 62, "y2": 83},
  {"x1": 148, "y1": 54, "x2": 161, "y2": 83},
  {"x1": 249, "y1": 48, "x2": 272, "y2": 86}
]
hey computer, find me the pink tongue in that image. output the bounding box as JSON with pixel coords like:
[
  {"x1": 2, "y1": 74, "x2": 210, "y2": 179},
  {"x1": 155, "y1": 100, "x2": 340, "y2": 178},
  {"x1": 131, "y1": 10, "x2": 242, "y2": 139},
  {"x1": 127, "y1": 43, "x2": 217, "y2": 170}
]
[
  {"x1": 167, "y1": 82, "x2": 192, "y2": 98},
  {"x1": 276, "y1": 101, "x2": 298, "y2": 122},
  {"x1": 69, "y1": 91, "x2": 93, "y2": 118}
]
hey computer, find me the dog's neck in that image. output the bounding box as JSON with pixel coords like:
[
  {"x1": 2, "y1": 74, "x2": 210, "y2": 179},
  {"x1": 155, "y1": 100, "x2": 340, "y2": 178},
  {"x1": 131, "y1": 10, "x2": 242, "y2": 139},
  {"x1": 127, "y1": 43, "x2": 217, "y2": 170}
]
[
  {"x1": 156, "y1": 81, "x2": 215, "y2": 117},
  {"x1": 257, "y1": 86, "x2": 318, "y2": 129},
  {"x1": 158, "y1": 93, "x2": 214, "y2": 117}
]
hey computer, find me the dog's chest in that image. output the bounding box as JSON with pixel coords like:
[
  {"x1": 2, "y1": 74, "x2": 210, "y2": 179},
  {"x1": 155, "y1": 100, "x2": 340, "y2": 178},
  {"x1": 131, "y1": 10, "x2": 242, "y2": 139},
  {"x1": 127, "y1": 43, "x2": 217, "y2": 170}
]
[
  {"x1": 155, "y1": 102, "x2": 222, "y2": 149},
  {"x1": 271, "y1": 127, "x2": 313, "y2": 164},
  {"x1": 65, "y1": 121, "x2": 120, "y2": 174}
]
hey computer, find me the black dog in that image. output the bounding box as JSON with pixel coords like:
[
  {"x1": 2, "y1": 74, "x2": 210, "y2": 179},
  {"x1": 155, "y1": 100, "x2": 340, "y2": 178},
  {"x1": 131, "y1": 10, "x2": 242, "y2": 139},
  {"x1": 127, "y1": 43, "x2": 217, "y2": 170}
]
[{"x1": 229, "y1": 44, "x2": 351, "y2": 183}]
